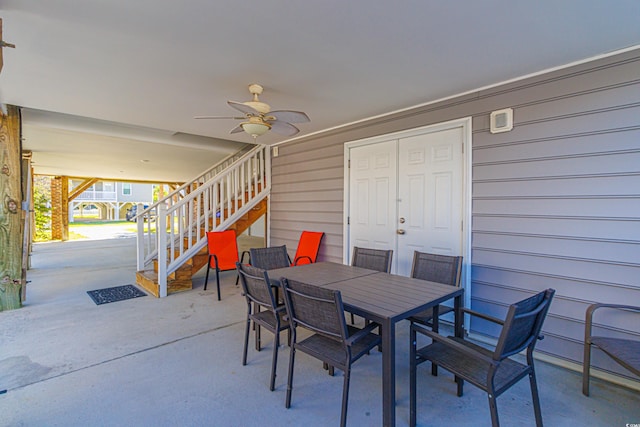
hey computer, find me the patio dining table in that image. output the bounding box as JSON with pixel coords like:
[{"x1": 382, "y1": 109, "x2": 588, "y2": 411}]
[{"x1": 268, "y1": 261, "x2": 464, "y2": 427}]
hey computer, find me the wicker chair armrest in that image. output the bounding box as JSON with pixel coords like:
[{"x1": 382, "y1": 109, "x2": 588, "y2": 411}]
[
  {"x1": 460, "y1": 307, "x2": 504, "y2": 325},
  {"x1": 240, "y1": 251, "x2": 251, "y2": 264},
  {"x1": 346, "y1": 321, "x2": 380, "y2": 346},
  {"x1": 411, "y1": 323, "x2": 496, "y2": 365}
]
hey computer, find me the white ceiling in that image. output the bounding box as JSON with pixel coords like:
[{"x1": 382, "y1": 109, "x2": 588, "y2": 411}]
[{"x1": 1, "y1": 1, "x2": 640, "y2": 182}]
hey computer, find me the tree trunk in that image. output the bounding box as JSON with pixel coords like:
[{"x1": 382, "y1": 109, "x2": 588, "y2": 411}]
[{"x1": 0, "y1": 105, "x2": 24, "y2": 311}]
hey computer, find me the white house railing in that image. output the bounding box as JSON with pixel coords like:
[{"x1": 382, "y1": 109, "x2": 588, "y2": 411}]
[
  {"x1": 135, "y1": 145, "x2": 270, "y2": 297},
  {"x1": 74, "y1": 190, "x2": 118, "y2": 201}
]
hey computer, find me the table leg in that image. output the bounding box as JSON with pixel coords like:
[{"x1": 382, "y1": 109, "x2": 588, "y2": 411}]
[{"x1": 381, "y1": 319, "x2": 395, "y2": 427}]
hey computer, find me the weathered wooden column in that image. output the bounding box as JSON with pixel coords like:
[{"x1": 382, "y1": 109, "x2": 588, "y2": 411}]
[
  {"x1": 21, "y1": 151, "x2": 32, "y2": 301},
  {"x1": 51, "y1": 176, "x2": 69, "y2": 240},
  {"x1": 0, "y1": 105, "x2": 24, "y2": 311}
]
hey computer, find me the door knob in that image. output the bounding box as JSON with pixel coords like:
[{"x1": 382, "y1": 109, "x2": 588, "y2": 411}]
[{"x1": 397, "y1": 229, "x2": 406, "y2": 235}]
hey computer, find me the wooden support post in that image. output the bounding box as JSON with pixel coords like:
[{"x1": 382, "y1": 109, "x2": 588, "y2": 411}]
[
  {"x1": 68, "y1": 177, "x2": 98, "y2": 201},
  {"x1": 51, "y1": 176, "x2": 69, "y2": 241},
  {"x1": 21, "y1": 151, "x2": 32, "y2": 301},
  {"x1": 0, "y1": 105, "x2": 24, "y2": 311}
]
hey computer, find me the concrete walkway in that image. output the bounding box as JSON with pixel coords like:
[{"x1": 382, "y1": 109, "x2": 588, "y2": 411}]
[{"x1": 0, "y1": 237, "x2": 638, "y2": 426}]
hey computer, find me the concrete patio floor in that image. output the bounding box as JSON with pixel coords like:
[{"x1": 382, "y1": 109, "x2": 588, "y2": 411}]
[{"x1": 1, "y1": 237, "x2": 638, "y2": 426}]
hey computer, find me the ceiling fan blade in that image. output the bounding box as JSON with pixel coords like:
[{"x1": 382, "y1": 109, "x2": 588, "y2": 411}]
[
  {"x1": 229, "y1": 124, "x2": 244, "y2": 134},
  {"x1": 194, "y1": 115, "x2": 244, "y2": 120},
  {"x1": 228, "y1": 100, "x2": 259, "y2": 115},
  {"x1": 268, "y1": 110, "x2": 310, "y2": 123},
  {"x1": 269, "y1": 120, "x2": 300, "y2": 136}
]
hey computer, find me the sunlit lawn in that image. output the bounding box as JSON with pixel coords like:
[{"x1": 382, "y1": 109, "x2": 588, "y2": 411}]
[
  {"x1": 36, "y1": 219, "x2": 170, "y2": 241},
  {"x1": 68, "y1": 220, "x2": 139, "y2": 240}
]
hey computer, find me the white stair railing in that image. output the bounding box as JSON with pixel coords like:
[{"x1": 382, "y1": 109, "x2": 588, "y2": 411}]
[
  {"x1": 152, "y1": 145, "x2": 254, "y2": 212},
  {"x1": 135, "y1": 145, "x2": 270, "y2": 296}
]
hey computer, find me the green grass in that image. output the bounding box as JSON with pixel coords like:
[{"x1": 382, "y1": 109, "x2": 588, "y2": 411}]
[
  {"x1": 70, "y1": 220, "x2": 137, "y2": 231},
  {"x1": 68, "y1": 220, "x2": 139, "y2": 240},
  {"x1": 36, "y1": 220, "x2": 161, "y2": 241}
]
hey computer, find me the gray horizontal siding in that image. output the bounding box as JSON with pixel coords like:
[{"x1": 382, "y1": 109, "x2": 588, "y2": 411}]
[
  {"x1": 271, "y1": 48, "x2": 640, "y2": 383},
  {"x1": 269, "y1": 138, "x2": 346, "y2": 264}
]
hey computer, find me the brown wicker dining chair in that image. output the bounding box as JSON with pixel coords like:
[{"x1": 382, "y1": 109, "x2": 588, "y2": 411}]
[
  {"x1": 249, "y1": 245, "x2": 291, "y2": 270},
  {"x1": 582, "y1": 303, "x2": 640, "y2": 396},
  {"x1": 408, "y1": 252, "x2": 463, "y2": 375},
  {"x1": 349, "y1": 246, "x2": 393, "y2": 324},
  {"x1": 236, "y1": 262, "x2": 290, "y2": 391},
  {"x1": 281, "y1": 278, "x2": 382, "y2": 427},
  {"x1": 408, "y1": 251, "x2": 463, "y2": 329},
  {"x1": 410, "y1": 288, "x2": 555, "y2": 427},
  {"x1": 351, "y1": 246, "x2": 393, "y2": 273}
]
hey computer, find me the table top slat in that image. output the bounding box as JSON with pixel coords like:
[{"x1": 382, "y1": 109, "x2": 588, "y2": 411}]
[
  {"x1": 323, "y1": 272, "x2": 462, "y2": 321},
  {"x1": 268, "y1": 262, "x2": 377, "y2": 286},
  {"x1": 270, "y1": 263, "x2": 463, "y2": 322}
]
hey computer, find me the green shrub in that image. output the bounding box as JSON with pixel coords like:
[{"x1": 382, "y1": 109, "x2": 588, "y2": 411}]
[{"x1": 33, "y1": 176, "x2": 51, "y2": 241}]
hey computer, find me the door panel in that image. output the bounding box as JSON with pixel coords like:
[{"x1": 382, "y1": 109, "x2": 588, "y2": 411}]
[
  {"x1": 397, "y1": 128, "x2": 463, "y2": 276},
  {"x1": 348, "y1": 140, "x2": 397, "y2": 265},
  {"x1": 347, "y1": 125, "x2": 464, "y2": 277}
]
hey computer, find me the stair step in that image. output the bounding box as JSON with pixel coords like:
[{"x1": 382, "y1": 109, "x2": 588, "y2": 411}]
[
  {"x1": 136, "y1": 270, "x2": 192, "y2": 297},
  {"x1": 138, "y1": 195, "x2": 267, "y2": 297}
]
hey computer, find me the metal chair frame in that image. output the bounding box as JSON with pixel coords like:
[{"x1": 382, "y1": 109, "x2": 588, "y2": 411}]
[
  {"x1": 237, "y1": 262, "x2": 291, "y2": 391},
  {"x1": 281, "y1": 278, "x2": 381, "y2": 427},
  {"x1": 410, "y1": 289, "x2": 555, "y2": 427}
]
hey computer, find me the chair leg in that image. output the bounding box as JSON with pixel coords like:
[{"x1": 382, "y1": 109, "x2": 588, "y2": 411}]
[
  {"x1": 286, "y1": 347, "x2": 296, "y2": 409},
  {"x1": 350, "y1": 313, "x2": 355, "y2": 325},
  {"x1": 255, "y1": 323, "x2": 262, "y2": 351},
  {"x1": 242, "y1": 316, "x2": 251, "y2": 366},
  {"x1": 235, "y1": 273, "x2": 240, "y2": 287},
  {"x1": 456, "y1": 375, "x2": 464, "y2": 397},
  {"x1": 270, "y1": 329, "x2": 280, "y2": 391},
  {"x1": 203, "y1": 257, "x2": 211, "y2": 290},
  {"x1": 340, "y1": 366, "x2": 351, "y2": 427},
  {"x1": 214, "y1": 269, "x2": 221, "y2": 301},
  {"x1": 431, "y1": 314, "x2": 439, "y2": 376},
  {"x1": 529, "y1": 369, "x2": 544, "y2": 427},
  {"x1": 410, "y1": 326, "x2": 417, "y2": 427},
  {"x1": 582, "y1": 341, "x2": 592, "y2": 396},
  {"x1": 488, "y1": 392, "x2": 500, "y2": 427}
]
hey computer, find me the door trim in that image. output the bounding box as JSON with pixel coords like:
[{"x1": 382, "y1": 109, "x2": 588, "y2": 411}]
[{"x1": 343, "y1": 117, "x2": 472, "y2": 311}]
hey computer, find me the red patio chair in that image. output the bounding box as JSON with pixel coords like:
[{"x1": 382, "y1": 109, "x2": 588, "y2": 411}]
[
  {"x1": 291, "y1": 231, "x2": 324, "y2": 265},
  {"x1": 204, "y1": 230, "x2": 242, "y2": 301}
]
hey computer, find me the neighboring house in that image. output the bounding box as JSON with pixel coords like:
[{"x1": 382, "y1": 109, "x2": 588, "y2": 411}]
[
  {"x1": 267, "y1": 49, "x2": 640, "y2": 389},
  {"x1": 70, "y1": 180, "x2": 155, "y2": 221}
]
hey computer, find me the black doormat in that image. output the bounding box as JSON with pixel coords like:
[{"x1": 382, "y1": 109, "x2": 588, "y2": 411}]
[{"x1": 87, "y1": 285, "x2": 147, "y2": 305}]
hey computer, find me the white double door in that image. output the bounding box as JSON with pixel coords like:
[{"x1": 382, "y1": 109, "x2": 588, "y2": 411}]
[{"x1": 347, "y1": 122, "x2": 465, "y2": 276}]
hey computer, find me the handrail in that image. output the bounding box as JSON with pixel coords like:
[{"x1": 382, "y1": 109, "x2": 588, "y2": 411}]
[
  {"x1": 133, "y1": 144, "x2": 254, "y2": 220},
  {"x1": 135, "y1": 144, "x2": 270, "y2": 297}
]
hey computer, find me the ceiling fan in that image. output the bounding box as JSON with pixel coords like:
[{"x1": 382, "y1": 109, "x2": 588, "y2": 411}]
[{"x1": 195, "y1": 84, "x2": 310, "y2": 139}]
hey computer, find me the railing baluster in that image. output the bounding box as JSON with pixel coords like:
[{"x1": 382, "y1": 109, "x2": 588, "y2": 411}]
[
  {"x1": 135, "y1": 146, "x2": 269, "y2": 296},
  {"x1": 157, "y1": 204, "x2": 168, "y2": 297}
]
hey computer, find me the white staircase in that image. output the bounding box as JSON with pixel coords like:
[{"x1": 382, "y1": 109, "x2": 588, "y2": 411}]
[{"x1": 134, "y1": 145, "x2": 270, "y2": 297}]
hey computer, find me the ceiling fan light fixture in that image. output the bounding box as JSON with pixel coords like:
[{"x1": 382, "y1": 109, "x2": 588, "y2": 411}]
[{"x1": 241, "y1": 121, "x2": 271, "y2": 138}]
